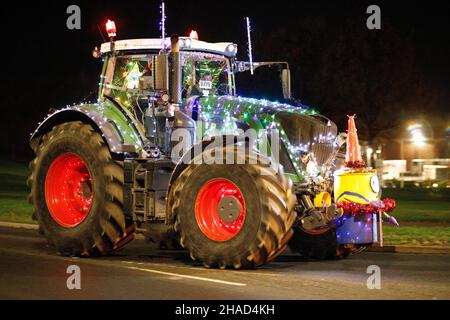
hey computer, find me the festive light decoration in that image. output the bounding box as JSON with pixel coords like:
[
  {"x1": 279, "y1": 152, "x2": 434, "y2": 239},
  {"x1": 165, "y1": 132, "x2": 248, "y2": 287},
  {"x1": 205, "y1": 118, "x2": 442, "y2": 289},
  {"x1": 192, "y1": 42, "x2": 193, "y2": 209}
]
[
  {"x1": 124, "y1": 62, "x2": 142, "y2": 89},
  {"x1": 335, "y1": 213, "x2": 379, "y2": 244},
  {"x1": 245, "y1": 17, "x2": 254, "y2": 75},
  {"x1": 33, "y1": 92, "x2": 335, "y2": 178},
  {"x1": 31, "y1": 101, "x2": 144, "y2": 155},
  {"x1": 337, "y1": 199, "x2": 399, "y2": 226},
  {"x1": 159, "y1": 2, "x2": 166, "y2": 49},
  {"x1": 184, "y1": 95, "x2": 335, "y2": 179}
]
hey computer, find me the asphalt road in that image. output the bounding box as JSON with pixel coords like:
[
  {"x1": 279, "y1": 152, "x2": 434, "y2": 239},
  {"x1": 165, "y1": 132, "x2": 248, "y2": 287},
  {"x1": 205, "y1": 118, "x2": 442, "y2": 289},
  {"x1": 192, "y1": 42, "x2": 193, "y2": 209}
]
[{"x1": 0, "y1": 226, "x2": 449, "y2": 300}]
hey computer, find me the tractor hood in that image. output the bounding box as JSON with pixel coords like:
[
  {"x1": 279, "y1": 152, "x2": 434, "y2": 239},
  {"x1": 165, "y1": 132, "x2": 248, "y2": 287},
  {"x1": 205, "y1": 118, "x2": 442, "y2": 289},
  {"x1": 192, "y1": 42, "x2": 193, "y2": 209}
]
[
  {"x1": 182, "y1": 95, "x2": 338, "y2": 179},
  {"x1": 184, "y1": 95, "x2": 318, "y2": 127}
]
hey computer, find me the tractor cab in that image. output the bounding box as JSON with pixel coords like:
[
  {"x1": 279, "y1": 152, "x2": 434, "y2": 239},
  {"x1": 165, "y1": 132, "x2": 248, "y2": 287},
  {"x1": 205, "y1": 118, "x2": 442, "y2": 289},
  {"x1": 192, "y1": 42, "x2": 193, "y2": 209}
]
[
  {"x1": 97, "y1": 35, "x2": 238, "y2": 149},
  {"x1": 99, "y1": 37, "x2": 237, "y2": 98}
]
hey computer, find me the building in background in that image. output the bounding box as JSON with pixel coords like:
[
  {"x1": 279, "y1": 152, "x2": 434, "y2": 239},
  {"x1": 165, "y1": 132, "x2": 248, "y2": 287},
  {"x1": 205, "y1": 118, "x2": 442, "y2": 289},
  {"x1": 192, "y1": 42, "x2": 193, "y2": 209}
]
[{"x1": 365, "y1": 116, "x2": 450, "y2": 187}]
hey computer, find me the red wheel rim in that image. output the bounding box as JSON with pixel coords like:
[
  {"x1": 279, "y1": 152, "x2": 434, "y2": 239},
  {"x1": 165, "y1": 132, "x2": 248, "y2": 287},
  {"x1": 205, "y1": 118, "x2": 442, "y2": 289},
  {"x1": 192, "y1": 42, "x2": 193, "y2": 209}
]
[
  {"x1": 45, "y1": 153, "x2": 93, "y2": 228},
  {"x1": 195, "y1": 178, "x2": 246, "y2": 242}
]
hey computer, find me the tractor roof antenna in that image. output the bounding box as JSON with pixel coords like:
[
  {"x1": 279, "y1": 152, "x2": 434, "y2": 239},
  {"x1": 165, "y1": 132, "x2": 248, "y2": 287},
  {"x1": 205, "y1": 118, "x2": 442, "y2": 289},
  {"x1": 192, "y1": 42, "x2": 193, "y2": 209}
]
[
  {"x1": 159, "y1": 1, "x2": 167, "y2": 52},
  {"x1": 245, "y1": 17, "x2": 254, "y2": 75}
]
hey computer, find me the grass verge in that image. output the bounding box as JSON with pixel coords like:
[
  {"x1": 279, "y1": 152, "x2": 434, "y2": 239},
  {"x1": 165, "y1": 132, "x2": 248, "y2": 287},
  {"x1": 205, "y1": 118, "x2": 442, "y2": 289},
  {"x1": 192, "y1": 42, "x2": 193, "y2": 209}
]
[
  {"x1": 0, "y1": 159, "x2": 35, "y2": 224},
  {"x1": 382, "y1": 225, "x2": 450, "y2": 247}
]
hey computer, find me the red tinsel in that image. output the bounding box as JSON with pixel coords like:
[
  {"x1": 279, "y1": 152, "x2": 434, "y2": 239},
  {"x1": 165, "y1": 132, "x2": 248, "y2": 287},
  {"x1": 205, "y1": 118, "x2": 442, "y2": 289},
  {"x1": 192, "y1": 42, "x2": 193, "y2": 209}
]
[
  {"x1": 382, "y1": 198, "x2": 397, "y2": 212},
  {"x1": 337, "y1": 198, "x2": 396, "y2": 217},
  {"x1": 344, "y1": 160, "x2": 366, "y2": 169}
]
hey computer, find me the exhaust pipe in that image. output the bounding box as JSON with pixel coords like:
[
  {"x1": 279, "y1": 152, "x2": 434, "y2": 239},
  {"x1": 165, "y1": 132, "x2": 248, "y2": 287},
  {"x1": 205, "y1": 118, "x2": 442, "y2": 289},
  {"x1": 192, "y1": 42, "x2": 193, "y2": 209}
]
[{"x1": 170, "y1": 35, "x2": 182, "y2": 104}]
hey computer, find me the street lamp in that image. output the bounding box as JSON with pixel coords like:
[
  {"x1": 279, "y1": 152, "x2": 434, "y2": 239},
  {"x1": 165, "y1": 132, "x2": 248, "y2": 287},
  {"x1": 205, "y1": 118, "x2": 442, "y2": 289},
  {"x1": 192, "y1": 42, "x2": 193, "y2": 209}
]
[
  {"x1": 398, "y1": 121, "x2": 430, "y2": 188},
  {"x1": 409, "y1": 124, "x2": 426, "y2": 146},
  {"x1": 407, "y1": 123, "x2": 429, "y2": 162}
]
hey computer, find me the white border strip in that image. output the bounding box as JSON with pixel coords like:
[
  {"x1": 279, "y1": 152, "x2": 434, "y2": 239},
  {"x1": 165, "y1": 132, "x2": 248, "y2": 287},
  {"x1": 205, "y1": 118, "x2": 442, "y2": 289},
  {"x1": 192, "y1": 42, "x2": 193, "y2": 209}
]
[{"x1": 0, "y1": 221, "x2": 38, "y2": 230}]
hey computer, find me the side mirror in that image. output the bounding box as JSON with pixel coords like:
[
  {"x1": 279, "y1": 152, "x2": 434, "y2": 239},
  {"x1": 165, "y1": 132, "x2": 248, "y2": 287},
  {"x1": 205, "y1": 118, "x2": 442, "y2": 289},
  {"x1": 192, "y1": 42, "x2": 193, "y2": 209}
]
[
  {"x1": 281, "y1": 68, "x2": 291, "y2": 100},
  {"x1": 152, "y1": 54, "x2": 169, "y2": 91}
]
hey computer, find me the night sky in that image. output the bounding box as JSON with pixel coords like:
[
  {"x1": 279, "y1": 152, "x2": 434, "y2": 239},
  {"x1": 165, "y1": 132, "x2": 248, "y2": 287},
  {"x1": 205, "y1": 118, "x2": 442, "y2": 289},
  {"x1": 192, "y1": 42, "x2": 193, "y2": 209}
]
[{"x1": 0, "y1": 0, "x2": 449, "y2": 161}]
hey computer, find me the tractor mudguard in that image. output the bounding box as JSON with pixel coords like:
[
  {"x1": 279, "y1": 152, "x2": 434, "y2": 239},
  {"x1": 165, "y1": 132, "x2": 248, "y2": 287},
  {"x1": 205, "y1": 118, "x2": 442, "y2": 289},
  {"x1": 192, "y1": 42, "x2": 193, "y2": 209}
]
[{"x1": 30, "y1": 101, "x2": 145, "y2": 156}]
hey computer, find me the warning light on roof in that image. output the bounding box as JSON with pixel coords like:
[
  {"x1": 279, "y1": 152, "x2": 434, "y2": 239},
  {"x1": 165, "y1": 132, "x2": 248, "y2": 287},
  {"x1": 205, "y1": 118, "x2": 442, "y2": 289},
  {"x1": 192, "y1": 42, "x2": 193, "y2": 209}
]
[
  {"x1": 106, "y1": 19, "x2": 117, "y2": 38},
  {"x1": 189, "y1": 30, "x2": 199, "y2": 40}
]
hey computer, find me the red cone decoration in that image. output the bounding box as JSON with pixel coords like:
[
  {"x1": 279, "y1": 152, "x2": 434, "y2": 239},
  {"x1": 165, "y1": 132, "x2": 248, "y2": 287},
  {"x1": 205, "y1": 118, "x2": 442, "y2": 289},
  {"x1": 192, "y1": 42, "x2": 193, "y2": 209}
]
[{"x1": 344, "y1": 115, "x2": 365, "y2": 168}]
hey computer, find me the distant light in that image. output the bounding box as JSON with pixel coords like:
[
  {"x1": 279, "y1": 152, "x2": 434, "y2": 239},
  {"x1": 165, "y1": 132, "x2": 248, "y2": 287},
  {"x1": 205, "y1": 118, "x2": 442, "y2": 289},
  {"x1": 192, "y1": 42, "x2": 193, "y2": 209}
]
[
  {"x1": 432, "y1": 183, "x2": 438, "y2": 188},
  {"x1": 106, "y1": 19, "x2": 116, "y2": 38},
  {"x1": 408, "y1": 123, "x2": 426, "y2": 145},
  {"x1": 411, "y1": 129, "x2": 426, "y2": 145},
  {"x1": 189, "y1": 30, "x2": 199, "y2": 40}
]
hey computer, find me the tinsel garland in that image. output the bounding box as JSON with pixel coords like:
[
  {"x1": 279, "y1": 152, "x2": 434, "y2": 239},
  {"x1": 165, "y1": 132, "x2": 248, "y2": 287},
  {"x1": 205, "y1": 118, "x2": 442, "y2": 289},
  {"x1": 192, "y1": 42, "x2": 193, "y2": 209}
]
[
  {"x1": 344, "y1": 160, "x2": 366, "y2": 169},
  {"x1": 337, "y1": 198, "x2": 396, "y2": 216}
]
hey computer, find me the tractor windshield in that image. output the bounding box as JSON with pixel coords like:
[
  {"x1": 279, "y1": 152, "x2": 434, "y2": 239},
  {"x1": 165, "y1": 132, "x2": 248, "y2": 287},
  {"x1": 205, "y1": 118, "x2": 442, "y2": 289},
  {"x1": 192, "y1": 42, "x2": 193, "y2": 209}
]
[{"x1": 181, "y1": 52, "x2": 233, "y2": 98}]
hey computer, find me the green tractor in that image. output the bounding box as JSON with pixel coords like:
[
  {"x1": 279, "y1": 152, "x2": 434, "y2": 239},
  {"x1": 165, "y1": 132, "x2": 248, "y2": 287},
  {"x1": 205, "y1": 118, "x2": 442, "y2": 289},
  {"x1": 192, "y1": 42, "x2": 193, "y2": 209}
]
[{"x1": 28, "y1": 24, "x2": 369, "y2": 269}]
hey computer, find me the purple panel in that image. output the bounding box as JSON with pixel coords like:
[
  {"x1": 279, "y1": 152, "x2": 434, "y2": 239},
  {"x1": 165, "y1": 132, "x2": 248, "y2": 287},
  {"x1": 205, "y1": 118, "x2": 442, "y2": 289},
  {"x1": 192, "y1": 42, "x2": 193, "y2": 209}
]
[{"x1": 336, "y1": 213, "x2": 379, "y2": 245}]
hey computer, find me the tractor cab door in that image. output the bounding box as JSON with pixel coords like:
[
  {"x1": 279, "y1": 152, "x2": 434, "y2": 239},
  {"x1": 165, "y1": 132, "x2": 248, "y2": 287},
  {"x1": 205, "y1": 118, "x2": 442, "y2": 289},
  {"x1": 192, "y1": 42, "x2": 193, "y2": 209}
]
[
  {"x1": 103, "y1": 54, "x2": 156, "y2": 116},
  {"x1": 103, "y1": 54, "x2": 169, "y2": 146}
]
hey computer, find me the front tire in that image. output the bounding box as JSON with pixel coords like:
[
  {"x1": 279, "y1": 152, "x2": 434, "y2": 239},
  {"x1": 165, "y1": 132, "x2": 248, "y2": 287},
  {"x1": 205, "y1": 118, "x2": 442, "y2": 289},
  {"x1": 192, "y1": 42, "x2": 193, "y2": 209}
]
[
  {"x1": 289, "y1": 226, "x2": 364, "y2": 259},
  {"x1": 28, "y1": 121, "x2": 135, "y2": 256}
]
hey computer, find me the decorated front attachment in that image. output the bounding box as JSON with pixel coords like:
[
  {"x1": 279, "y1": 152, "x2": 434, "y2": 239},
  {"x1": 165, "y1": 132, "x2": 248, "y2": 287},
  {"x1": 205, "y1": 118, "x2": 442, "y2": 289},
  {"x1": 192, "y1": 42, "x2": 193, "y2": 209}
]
[{"x1": 334, "y1": 115, "x2": 398, "y2": 245}]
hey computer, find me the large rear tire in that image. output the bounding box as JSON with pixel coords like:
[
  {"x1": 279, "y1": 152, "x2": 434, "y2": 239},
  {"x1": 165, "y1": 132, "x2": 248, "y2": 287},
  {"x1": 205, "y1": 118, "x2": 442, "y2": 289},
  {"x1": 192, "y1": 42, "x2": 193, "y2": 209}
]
[
  {"x1": 168, "y1": 146, "x2": 297, "y2": 269},
  {"x1": 28, "y1": 121, "x2": 135, "y2": 256}
]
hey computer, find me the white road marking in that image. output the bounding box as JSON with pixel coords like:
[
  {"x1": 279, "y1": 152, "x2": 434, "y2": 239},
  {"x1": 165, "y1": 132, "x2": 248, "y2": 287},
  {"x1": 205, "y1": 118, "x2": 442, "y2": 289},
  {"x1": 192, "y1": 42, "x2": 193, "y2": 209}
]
[
  {"x1": 0, "y1": 247, "x2": 248, "y2": 287},
  {"x1": 119, "y1": 260, "x2": 281, "y2": 277},
  {"x1": 0, "y1": 229, "x2": 280, "y2": 277},
  {"x1": 125, "y1": 266, "x2": 247, "y2": 287}
]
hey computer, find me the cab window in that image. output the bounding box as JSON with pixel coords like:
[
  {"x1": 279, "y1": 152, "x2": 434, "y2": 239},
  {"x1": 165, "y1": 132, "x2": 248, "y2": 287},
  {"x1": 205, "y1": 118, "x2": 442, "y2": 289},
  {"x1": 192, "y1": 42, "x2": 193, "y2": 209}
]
[
  {"x1": 103, "y1": 54, "x2": 155, "y2": 112},
  {"x1": 181, "y1": 52, "x2": 231, "y2": 98}
]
